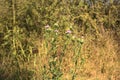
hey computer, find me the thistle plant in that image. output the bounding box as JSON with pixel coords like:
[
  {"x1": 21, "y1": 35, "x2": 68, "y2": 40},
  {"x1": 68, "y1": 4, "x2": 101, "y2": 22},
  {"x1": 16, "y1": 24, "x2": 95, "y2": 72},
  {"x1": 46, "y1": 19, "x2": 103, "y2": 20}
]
[
  {"x1": 46, "y1": 24, "x2": 85, "y2": 80},
  {"x1": 0, "y1": 0, "x2": 119, "y2": 80},
  {"x1": 72, "y1": 36, "x2": 84, "y2": 80},
  {"x1": 63, "y1": 27, "x2": 85, "y2": 80},
  {"x1": 43, "y1": 23, "x2": 63, "y2": 80}
]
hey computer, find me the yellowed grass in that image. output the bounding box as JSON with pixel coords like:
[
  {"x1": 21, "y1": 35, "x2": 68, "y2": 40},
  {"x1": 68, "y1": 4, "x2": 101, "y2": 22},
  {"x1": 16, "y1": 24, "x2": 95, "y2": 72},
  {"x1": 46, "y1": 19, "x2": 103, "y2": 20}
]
[
  {"x1": 0, "y1": 30, "x2": 119, "y2": 80},
  {"x1": 25, "y1": 30, "x2": 119, "y2": 80}
]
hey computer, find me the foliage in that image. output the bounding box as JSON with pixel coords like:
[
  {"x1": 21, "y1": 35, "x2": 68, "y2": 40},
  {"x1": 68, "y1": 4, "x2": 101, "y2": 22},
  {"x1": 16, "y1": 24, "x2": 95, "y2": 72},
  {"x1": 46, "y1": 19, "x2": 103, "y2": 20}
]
[{"x1": 0, "y1": 0, "x2": 119, "y2": 80}]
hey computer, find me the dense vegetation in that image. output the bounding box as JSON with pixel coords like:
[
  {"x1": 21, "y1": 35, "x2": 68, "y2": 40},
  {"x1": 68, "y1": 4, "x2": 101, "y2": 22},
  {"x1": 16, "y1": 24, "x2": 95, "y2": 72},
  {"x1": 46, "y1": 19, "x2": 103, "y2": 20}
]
[{"x1": 0, "y1": 0, "x2": 120, "y2": 80}]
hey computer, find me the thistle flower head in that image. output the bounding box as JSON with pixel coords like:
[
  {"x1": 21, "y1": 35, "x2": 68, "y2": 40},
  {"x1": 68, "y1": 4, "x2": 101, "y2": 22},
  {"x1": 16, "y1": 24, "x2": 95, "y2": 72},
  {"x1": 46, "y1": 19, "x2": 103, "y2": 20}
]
[
  {"x1": 54, "y1": 30, "x2": 59, "y2": 33},
  {"x1": 66, "y1": 30, "x2": 72, "y2": 34},
  {"x1": 45, "y1": 25, "x2": 50, "y2": 29}
]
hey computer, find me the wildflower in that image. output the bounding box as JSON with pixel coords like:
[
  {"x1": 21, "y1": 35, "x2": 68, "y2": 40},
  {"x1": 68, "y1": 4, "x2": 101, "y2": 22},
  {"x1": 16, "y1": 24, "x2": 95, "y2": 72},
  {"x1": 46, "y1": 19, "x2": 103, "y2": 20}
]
[
  {"x1": 66, "y1": 30, "x2": 72, "y2": 34},
  {"x1": 54, "y1": 30, "x2": 59, "y2": 35},
  {"x1": 45, "y1": 25, "x2": 50, "y2": 29},
  {"x1": 45, "y1": 25, "x2": 52, "y2": 32},
  {"x1": 54, "y1": 30, "x2": 59, "y2": 33}
]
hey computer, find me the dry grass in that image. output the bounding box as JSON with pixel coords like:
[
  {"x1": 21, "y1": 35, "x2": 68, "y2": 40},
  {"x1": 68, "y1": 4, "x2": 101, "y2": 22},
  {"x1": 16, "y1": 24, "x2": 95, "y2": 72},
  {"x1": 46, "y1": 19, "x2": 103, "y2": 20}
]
[
  {"x1": 24, "y1": 30, "x2": 119, "y2": 80},
  {"x1": 79, "y1": 31, "x2": 119, "y2": 80},
  {"x1": 0, "y1": 30, "x2": 119, "y2": 80}
]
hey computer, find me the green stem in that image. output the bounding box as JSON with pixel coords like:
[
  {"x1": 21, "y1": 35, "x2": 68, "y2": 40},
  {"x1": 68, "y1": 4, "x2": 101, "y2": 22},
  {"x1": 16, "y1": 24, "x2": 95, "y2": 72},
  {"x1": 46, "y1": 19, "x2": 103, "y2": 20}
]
[
  {"x1": 72, "y1": 42, "x2": 82, "y2": 80},
  {"x1": 12, "y1": 0, "x2": 16, "y2": 25}
]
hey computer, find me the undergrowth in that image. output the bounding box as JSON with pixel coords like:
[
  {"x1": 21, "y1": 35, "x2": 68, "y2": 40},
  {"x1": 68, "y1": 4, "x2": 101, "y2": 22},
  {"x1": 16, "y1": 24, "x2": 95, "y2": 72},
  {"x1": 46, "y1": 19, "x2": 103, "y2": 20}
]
[{"x1": 0, "y1": 0, "x2": 120, "y2": 80}]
